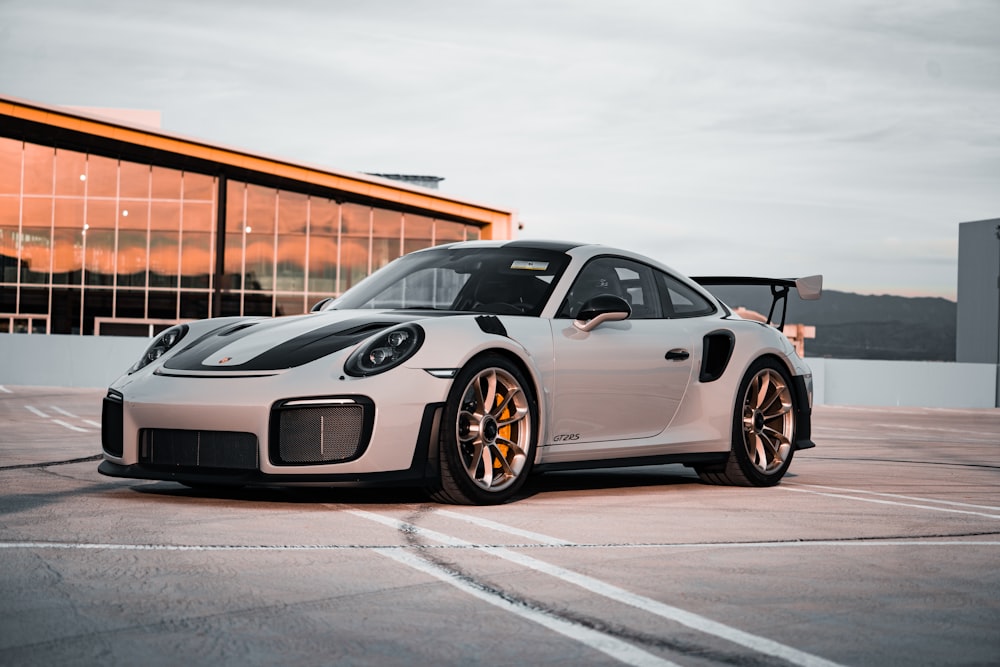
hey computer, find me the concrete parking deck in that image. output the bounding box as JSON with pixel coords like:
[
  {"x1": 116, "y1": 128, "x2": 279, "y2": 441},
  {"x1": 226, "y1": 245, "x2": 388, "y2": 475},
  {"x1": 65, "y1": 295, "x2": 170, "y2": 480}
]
[{"x1": 1, "y1": 386, "x2": 998, "y2": 666}]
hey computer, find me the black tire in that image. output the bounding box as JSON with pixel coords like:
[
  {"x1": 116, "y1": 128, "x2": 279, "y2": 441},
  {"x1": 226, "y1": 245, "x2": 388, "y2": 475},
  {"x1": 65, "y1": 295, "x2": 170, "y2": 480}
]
[
  {"x1": 697, "y1": 357, "x2": 797, "y2": 487},
  {"x1": 429, "y1": 354, "x2": 537, "y2": 505}
]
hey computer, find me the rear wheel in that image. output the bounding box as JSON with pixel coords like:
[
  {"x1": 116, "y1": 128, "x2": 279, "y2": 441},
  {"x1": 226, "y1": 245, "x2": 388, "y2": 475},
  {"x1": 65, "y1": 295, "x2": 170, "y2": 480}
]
[
  {"x1": 697, "y1": 357, "x2": 796, "y2": 486},
  {"x1": 430, "y1": 354, "x2": 537, "y2": 504}
]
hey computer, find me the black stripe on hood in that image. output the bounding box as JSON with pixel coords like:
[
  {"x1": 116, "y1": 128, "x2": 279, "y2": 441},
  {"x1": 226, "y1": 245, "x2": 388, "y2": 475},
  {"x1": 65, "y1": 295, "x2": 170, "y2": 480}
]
[{"x1": 163, "y1": 311, "x2": 462, "y2": 372}]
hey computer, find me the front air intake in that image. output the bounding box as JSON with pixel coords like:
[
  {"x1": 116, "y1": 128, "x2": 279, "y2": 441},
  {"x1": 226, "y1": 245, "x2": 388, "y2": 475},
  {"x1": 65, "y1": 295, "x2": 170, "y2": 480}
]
[
  {"x1": 270, "y1": 397, "x2": 374, "y2": 465},
  {"x1": 139, "y1": 429, "x2": 259, "y2": 470},
  {"x1": 101, "y1": 391, "x2": 124, "y2": 457}
]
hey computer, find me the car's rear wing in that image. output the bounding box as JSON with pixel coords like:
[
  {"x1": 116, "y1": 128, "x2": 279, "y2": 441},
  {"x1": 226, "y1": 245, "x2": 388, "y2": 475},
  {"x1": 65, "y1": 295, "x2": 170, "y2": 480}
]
[{"x1": 691, "y1": 275, "x2": 822, "y2": 331}]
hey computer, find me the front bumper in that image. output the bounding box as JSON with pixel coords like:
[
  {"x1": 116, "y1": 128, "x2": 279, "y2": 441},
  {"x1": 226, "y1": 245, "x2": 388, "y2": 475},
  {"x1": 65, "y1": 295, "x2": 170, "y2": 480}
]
[{"x1": 100, "y1": 365, "x2": 450, "y2": 486}]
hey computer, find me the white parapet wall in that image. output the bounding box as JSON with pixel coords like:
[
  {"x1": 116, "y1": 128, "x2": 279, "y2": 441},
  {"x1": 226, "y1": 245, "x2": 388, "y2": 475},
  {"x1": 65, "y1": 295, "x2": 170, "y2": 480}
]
[
  {"x1": 806, "y1": 357, "x2": 998, "y2": 408},
  {"x1": 0, "y1": 333, "x2": 150, "y2": 389},
  {"x1": 1, "y1": 334, "x2": 998, "y2": 408}
]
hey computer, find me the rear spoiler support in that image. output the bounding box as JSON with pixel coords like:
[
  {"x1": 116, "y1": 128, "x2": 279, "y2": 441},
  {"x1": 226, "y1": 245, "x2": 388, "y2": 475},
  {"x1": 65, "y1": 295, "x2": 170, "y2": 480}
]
[{"x1": 692, "y1": 275, "x2": 822, "y2": 331}]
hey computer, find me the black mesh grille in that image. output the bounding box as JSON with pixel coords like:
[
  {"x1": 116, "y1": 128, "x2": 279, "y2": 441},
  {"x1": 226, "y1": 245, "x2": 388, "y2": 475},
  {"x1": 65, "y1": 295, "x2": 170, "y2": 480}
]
[
  {"x1": 273, "y1": 401, "x2": 372, "y2": 465},
  {"x1": 139, "y1": 429, "x2": 258, "y2": 470},
  {"x1": 101, "y1": 395, "x2": 124, "y2": 457}
]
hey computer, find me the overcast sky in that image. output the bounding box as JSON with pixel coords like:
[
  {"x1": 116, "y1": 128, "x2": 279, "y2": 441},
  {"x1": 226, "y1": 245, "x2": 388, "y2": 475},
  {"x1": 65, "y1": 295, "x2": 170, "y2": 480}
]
[{"x1": 2, "y1": 0, "x2": 998, "y2": 299}]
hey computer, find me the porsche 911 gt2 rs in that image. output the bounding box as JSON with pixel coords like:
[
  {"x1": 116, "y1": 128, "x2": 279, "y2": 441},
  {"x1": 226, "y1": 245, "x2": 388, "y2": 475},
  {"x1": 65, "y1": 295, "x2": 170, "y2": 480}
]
[{"x1": 100, "y1": 240, "x2": 822, "y2": 504}]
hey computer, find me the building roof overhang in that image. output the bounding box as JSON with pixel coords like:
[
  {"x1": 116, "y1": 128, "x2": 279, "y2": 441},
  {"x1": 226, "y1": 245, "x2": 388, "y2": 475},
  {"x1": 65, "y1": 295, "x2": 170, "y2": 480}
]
[{"x1": 0, "y1": 94, "x2": 513, "y2": 230}]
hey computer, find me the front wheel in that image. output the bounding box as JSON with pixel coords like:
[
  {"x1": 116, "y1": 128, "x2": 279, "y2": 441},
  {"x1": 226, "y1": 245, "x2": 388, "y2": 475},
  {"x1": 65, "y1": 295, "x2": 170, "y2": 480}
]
[
  {"x1": 429, "y1": 354, "x2": 537, "y2": 505},
  {"x1": 697, "y1": 357, "x2": 797, "y2": 487}
]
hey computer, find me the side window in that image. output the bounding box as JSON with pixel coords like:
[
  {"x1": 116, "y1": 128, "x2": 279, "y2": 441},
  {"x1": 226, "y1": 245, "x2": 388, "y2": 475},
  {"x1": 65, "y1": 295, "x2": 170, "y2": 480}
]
[
  {"x1": 656, "y1": 271, "x2": 717, "y2": 318},
  {"x1": 558, "y1": 257, "x2": 662, "y2": 319}
]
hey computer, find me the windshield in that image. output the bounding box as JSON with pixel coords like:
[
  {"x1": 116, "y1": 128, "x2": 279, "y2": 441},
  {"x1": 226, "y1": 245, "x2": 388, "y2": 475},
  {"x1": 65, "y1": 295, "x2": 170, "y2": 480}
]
[{"x1": 328, "y1": 245, "x2": 571, "y2": 316}]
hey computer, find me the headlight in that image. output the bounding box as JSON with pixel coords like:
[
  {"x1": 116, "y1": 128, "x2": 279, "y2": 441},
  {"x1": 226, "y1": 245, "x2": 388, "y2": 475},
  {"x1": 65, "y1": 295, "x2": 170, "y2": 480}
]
[
  {"x1": 129, "y1": 325, "x2": 189, "y2": 373},
  {"x1": 344, "y1": 324, "x2": 424, "y2": 377}
]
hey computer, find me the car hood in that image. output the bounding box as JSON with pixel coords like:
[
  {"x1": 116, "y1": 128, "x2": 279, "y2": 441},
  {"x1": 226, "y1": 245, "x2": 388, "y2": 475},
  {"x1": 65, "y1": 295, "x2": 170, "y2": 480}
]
[{"x1": 162, "y1": 310, "x2": 460, "y2": 373}]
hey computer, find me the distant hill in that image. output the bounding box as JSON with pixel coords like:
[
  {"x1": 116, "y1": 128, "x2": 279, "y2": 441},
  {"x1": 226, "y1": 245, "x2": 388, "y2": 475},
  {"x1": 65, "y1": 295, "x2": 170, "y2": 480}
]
[{"x1": 704, "y1": 286, "x2": 956, "y2": 362}]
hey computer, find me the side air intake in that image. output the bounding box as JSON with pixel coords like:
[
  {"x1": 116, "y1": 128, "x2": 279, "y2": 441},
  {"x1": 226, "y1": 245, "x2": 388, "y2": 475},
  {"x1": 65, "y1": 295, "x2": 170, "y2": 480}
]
[
  {"x1": 270, "y1": 397, "x2": 374, "y2": 465},
  {"x1": 700, "y1": 330, "x2": 735, "y2": 383}
]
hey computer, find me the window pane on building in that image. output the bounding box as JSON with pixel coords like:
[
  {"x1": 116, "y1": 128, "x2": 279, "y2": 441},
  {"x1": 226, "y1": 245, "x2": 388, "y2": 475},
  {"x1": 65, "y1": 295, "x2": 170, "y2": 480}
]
[
  {"x1": 19, "y1": 224, "x2": 51, "y2": 284},
  {"x1": 23, "y1": 144, "x2": 54, "y2": 195},
  {"x1": 435, "y1": 220, "x2": 466, "y2": 242},
  {"x1": 52, "y1": 198, "x2": 84, "y2": 284},
  {"x1": 341, "y1": 203, "x2": 370, "y2": 236},
  {"x1": 151, "y1": 166, "x2": 181, "y2": 200},
  {"x1": 222, "y1": 232, "x2": 243, "y2": 290},
  {"x1": 149, "y1": 231, "x2": 180, "y2": 288},
  {"x1": 0, "y1": 197, "x2": 17, "y2": 283},
  {"x1": 276, "y1": 191, "x2": 307, "y2": 292},
  {"x1": 276, "y1": 234, "x2": 306, "y2": 292},
  {"x1": 307, "y1": 234, "x2": 338, "y2": 295},
  {"x1": 115, "y1": 288, "x2": 145, "y2": 319},
  {"x1": 179, "y1": 291, "x2": 210, "y2": 319},
  {"x1": 119, "y1": 160, "x2": 150, "y2": 199},
  {"x1": 309, "y1": 198, "x2": 338, "y2": 236},
  {"x1": 83, "y1": 289, "x2": 113, "y2": 331},
  {"x1": 148, "y1": 290, "x2": 178, "y2": 320},
  {"x1": 276, "y1": 293, "x2": 305, "y2": 317},
  {"x1": 184, "y1": 172, "x2": 214, "y2": 201},
  {"x1": 118, "y1": 201, "x2": 148, "y2": 231},
  {"x1": 117, "y1": 230, "x2": 147, "y2": 287},
  {"x1": 84, "y1": 229, "x2": 115, "y2": 285},
  {"x1": 86, "y1": 154, "x2": 118, "y2": 198},
  {"x1": 403, "y1": 213, "x2": 435, "y2": 255},
  {"x1": 372, "y1": 208, "x2": 401, "y2": 270},
  {"x1": 340, "y1": 237, "x2": 368, "y2": 292},
  {"x1": 180, "y1": 232, "x2": 212, "y2": 288},
  {"x1": 245, "y1": 234, "x2": 274, "y2": 291},
  {"x1": 51, "y1": 288, "x2": 81, "y2": 334},
  {"x1": 245, "y1": 184, "x2": 275, "y2": 235},
  {"x1": 0, "y1": 138, "x2": 21, "y2": 194},
  {"x1": 55, "y1": 148, "x2": 87, "y2": 197},
  {"x1": 183, "y1": 200, "x2": 213, "y2": 232},
  {"x1": 86, "y1": 199, "x2": 116, "y2": 230}
]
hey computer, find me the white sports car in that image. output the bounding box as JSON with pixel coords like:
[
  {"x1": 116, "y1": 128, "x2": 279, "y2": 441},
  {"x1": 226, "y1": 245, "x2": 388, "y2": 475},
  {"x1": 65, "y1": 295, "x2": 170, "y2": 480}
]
[{"x1": 100, "y1": 240, "x2": 821, "y2": 505}]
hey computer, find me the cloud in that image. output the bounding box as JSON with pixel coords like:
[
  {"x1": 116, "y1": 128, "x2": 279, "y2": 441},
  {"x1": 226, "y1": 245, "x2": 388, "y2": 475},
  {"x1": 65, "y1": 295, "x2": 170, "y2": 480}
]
[{"x1": 1, "y1": 0, "x2": 998, "y2": 300}]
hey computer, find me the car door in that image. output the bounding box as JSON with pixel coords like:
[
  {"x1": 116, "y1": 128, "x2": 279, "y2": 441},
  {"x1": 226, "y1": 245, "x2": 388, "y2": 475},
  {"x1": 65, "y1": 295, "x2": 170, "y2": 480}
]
[{"x1": 548, "y1": 257, "x2": 697, "y2": 445}]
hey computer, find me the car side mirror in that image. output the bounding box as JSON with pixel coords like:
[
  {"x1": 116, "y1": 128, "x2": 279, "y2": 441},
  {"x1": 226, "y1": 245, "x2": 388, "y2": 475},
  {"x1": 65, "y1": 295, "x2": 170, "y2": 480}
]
[
  {"x1": 573, "y1": 295, "x2": 632, "y2": 332},
  {"x1": 310, "y1": 297, "x2": 333, "y2": 312}
]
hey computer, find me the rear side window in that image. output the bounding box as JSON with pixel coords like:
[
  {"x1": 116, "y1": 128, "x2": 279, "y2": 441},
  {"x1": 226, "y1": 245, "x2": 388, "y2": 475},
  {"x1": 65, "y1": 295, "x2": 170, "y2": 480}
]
[{"x1": 657, "y1": 272, "x2": 717, "y2": 318}]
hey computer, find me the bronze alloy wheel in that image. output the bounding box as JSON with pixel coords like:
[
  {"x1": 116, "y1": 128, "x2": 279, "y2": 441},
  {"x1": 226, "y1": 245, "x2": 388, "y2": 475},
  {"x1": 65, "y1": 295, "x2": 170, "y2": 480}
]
[
  {"x1": 431, "y1": 355, "x2": 536, "y2": 504},
  {"x1": 696, "y1": 357, "x2": 797, "y2": 487},
  {"x1": 740, "y1": 366, "x2": 794, "y2": 475}
]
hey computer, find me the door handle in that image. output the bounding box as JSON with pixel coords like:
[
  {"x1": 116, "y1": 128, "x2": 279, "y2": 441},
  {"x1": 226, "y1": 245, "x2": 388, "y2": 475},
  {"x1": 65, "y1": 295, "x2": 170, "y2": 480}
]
[{"x1": 665, "y1": 348, "x2": 690, "y2": 361}]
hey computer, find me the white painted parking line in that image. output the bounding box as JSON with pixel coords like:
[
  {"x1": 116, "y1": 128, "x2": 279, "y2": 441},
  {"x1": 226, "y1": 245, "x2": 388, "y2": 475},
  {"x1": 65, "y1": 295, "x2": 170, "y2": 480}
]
[
  {"x1": 22, "y1": 404, "x2": 96, "y2": 432},
  {"x1": 781, "y1": 485, "x2": 1000, "y2": 519},
  {"x1": 787, "y1": 483, "x2": 1000, "y2": 512},
  {"x1": 435, "y1": 509, "x2": 575, "y2": 545},
  {"x1": 375, "y1": 547, "x2": 679, "y2": 667},
  {"x1": 1, "y1": 539, "x2": 998, "y2": 552},
  {"x1": 51, "y1": 419, "x2": 89, "y2": 433},
  {"x1": 350, "y1": 510, "x2": 846, "y2": 667},
  {"x1": 0, "y1": 385, "x2": 12, "y2": 393}
]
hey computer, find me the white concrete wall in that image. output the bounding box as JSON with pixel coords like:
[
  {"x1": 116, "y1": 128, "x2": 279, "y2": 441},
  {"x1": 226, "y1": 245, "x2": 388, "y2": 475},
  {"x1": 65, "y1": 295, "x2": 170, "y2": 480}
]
[
  {"x1": 806, "y1": 357, "x2": 998, "y2": 408},
  {"x1": 1, "y1": 333, "x2": 998, "y2": 408},
  {"x1": 0, "y1": 334, "x2": 148, "y2": 389}
]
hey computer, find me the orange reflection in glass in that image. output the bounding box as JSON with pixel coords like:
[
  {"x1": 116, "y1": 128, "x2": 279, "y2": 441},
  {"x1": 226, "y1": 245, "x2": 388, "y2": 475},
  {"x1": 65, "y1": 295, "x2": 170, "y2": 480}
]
[
  {"x1": 0, "y1": 137, "x2": 22, "y2": 195},
  {"x1": 55, "y1": 149, "x2": 87, "y2": 197}
]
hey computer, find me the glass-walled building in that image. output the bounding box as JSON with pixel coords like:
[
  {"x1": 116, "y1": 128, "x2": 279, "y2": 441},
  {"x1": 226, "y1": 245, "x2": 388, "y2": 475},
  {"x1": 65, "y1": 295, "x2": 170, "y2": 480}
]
[{"x1": 0, "y1": 95, "x2": 514, "y2": 335}]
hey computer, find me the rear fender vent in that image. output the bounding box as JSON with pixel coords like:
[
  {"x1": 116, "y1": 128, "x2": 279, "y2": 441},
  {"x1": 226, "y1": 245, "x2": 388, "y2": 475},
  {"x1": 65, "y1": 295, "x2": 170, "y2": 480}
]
[
  {"x1": 700, "y1": 330, "x2": 735, "y2": 383},
  {"x1": 269, "y1": 396, "x2": 375, "y2": 466}
]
